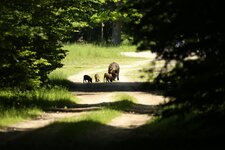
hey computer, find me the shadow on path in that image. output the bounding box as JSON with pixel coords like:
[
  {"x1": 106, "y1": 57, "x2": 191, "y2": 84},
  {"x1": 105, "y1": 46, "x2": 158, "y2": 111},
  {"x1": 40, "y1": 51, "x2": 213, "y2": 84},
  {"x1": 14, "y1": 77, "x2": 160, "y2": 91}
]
[
  {"x1": 0, "y1": 120, "x2": 136, "y2": 150},
  {"x1": 46, "y1": 100, "x2": 160, "y2": 115},
  {"x1": 70, "y1": 82, "x2": 144, "y2": 92},
  {"x1": 1, "y1": 117, "x2": 222, "y2": 150},
  {"x1": 69, "y1": 81, "x2": 162, "y2": 94}
]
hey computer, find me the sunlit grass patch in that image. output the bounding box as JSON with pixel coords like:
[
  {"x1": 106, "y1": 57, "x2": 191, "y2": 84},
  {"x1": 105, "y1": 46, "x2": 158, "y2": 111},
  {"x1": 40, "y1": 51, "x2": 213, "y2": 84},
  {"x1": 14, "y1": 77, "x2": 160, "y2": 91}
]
[
  {"x1": 105, "y1": 93, "x2": 137, "y2": 111},
  {"x1": 49, "y1": 43, "x2": 144, "y2": 78},
  {"x1": 125, "y1": 60, "x2": 165, "y2": 82},
  {"x1": 61, "y1": 109, "x2": 120, "y2": 125},
  {"x1": 113, "y1": 93, "x2": 137, "y2": 103},
  {"x1": 0, "y1": 87, "x2": 78, "y2": 108},
  {"x1": 52, "y1": 109, "x2": 120, "y2": 135},
  {"x1": 0, "y1": 107, "x2": 41, "y2": 128},
  {"x1": 63, "y1": 43, "x2": 134, "y2": 66},
  {"x1": 126, "y1": 67, "x2": 149, "y2": 82},
  {"x1": 0, "y1": 87, "x2": 78, "y2": 127}
]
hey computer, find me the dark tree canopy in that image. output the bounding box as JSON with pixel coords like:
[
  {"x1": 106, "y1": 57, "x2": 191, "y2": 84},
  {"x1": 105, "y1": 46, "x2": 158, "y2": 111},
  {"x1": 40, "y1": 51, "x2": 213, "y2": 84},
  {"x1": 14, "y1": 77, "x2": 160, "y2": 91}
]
[
  {"x1": 0, "y1": 0, "x2": 99, "y2": 88},
  {"x1": 125, "y1": 0, "x2": 225, "y2": 115}
]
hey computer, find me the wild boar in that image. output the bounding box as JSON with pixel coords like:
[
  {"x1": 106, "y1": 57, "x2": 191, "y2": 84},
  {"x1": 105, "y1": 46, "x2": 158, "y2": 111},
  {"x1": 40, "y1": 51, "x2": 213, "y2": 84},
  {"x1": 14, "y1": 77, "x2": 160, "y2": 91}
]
[
  {"x1": 108, "y1": 62, "x2": 120, "y2": 81},
  {"x1": 103, "y1": 73, "x2": 113, "y2": 82},
  {"x1": 83, "y1": 75, "x2": 92, "y2": 83},
  {"x1": 94, "y1": 73, "x2": 100, "y2": 82}
]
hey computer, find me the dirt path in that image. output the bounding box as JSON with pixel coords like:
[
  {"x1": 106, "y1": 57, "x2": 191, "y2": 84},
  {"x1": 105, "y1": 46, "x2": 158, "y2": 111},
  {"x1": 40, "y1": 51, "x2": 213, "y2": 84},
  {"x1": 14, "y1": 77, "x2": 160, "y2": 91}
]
[
  {"x1": 67, "y1": 51, "x2": 165, "y2": 141},
  {"x1": 66, "y1": 52, "x2": 165, "y2": 148},
  {"x1": 0, "y1": 51, "x2": 165, "y2": 147}
]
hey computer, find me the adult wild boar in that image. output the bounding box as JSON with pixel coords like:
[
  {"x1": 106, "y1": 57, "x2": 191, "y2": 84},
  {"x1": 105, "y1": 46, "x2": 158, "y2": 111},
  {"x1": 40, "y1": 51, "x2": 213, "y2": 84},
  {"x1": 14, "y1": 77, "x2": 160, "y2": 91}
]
[{"x1": 108, "y1": 62, "x2": 120, "y2": 81}]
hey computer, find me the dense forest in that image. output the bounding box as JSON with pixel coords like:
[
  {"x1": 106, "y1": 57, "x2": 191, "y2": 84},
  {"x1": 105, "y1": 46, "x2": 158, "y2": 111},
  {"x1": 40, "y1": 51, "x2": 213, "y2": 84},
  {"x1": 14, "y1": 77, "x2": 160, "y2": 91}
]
[
  {"x1": 1, "y1": 0, "x2": 225, "y2": 135},
  {"x1": 125, "y1": 0, "x2": 225, "y2": 117}
]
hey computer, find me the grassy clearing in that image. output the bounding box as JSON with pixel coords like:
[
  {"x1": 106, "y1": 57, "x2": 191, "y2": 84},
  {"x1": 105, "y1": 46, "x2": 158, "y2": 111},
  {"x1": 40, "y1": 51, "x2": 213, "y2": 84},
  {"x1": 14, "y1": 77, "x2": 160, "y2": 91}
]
[
  {"x1": 49, "y1": 43, "x2": 145, "y2": 79},
  {"x1": 0, "y1": 43, "x2": 142, "y2": 128}
]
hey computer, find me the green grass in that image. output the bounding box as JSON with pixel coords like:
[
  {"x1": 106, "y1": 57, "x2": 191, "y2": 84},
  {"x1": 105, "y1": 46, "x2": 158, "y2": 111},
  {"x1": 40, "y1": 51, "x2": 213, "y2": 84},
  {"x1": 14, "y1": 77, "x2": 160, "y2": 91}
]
[
  {"x1": 49, "y1": 43, "x2": 145, "y2": 79},
  {"x1": 125, "y1": 59, "x2": 166, "y2": 82},
  {"x1": 55, "y1": 109, "x2": 121, "y2": 135},
  {"x1": 108, "y1": 93, "x2": 137, "y2": 110},
  {"x1": 125, "y1": 63, "x2": 151, "y2": 82},
  {"x1": 0, "y1": 107, "x2": 41, "y2": 127},
  {"x1": 113, "y1": 93, "x2": 137, "y2": 103},
  {"x1": 0, "y1": 87, "x2": 78, "y2": 108},
  {"x1": 0, "y1": 87, "x2": 78, "y2": 128}
]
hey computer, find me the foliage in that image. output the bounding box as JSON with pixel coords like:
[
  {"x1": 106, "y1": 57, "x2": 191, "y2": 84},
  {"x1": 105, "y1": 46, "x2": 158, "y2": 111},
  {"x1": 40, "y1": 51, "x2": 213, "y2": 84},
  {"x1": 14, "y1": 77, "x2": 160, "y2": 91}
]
[
  {"x1": 126, "y1": 0, "x2": 225, "y2": 115},
  {"x1": 0, "y1": 0, "x2": 99, "y2": 88},
  {"x1": 90, "y1": 0, "x2": 142, "y2": 23},
  {"x1": 74, "y1": 0, "x2": 142, "y2": 43}
]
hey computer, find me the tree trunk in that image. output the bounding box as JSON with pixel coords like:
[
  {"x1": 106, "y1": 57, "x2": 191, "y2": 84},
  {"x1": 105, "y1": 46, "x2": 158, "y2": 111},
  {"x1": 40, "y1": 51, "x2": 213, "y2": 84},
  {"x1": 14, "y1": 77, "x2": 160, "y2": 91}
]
[
  {"x1": 101, "y1": 22, "x2": 104, "y2": 42},
  {"x1": 112, "y1": 20, "x2": 122, "y2": 45}
]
